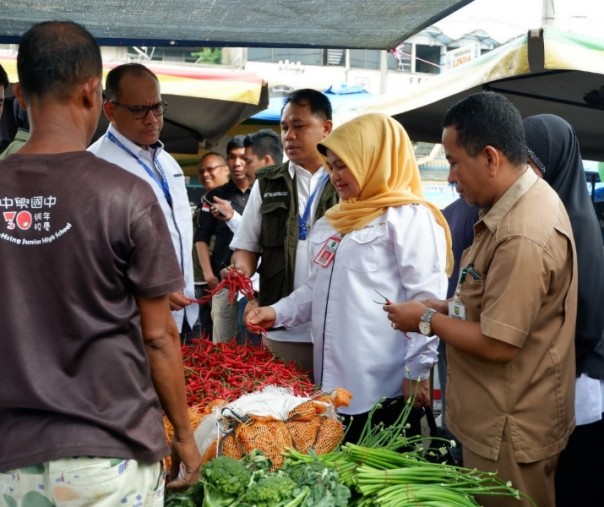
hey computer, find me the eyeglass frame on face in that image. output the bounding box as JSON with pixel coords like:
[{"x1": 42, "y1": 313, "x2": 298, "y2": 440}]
[
  {"x1": 111, "y1": 100, "x2": 168, "y2": 120},
  {"x1": 198, "y1": 164, "x2": 227, "y2": 175}
]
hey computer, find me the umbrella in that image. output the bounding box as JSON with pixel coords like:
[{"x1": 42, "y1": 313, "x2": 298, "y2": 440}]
[
  {"x1": 0, "y1": 57, "x2": 269, "y2": 154},
  {"x1": 359, "y1": 26, "x2": 604, "y2": 160}
]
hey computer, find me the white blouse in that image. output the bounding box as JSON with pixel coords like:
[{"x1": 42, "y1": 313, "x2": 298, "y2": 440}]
[{"x1": 273, "y1": 204, "x2": 448, "y2": 414}]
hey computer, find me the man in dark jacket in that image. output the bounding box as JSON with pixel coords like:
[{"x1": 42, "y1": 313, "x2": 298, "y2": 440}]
[{"x1": 230, "y1": 89, "x2": 338, "y2": 378}]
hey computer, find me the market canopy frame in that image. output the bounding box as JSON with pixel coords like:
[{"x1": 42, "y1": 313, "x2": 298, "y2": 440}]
[
  {"x1": 0, "y1": 57, "x2": 269, "y2": 153},
  {"x1": 361, "y1": 26, "x2": 604, "y2": 160},
  {"x1": 0, "y1": 0, "x2": 472, "y2": 50}
]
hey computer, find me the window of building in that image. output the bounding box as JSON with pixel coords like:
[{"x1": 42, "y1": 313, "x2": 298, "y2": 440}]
[{"x1": 415, "y1": 45, "x2": 442, "y2": 74}]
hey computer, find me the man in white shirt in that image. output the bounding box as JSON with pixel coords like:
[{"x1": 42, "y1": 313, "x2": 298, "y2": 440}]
[
  {"x1": 89, "y1": 63, "x2": 198, "y2": 342},
  {"x1": 230, "y1": 89, "x2": 338, "y2": 378}
]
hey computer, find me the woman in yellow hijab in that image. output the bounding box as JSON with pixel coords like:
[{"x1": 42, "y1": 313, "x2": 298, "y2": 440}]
[
  {"x1": 247, "y1": 113, "x2": 451, "y2": 442},
  {"x1": 321, "y1": 113, "x2": 453, "y2": 258}
]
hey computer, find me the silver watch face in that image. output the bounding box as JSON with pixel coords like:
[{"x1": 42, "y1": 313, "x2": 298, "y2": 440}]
[{"x1": 419, "y1": 320, "x2": 432, "y2": 335}]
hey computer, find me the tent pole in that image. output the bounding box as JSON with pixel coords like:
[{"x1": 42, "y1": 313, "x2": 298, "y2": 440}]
[
  {"x1": 380, "y1": 50, "x2": 388, "y2": 94},
  {"x1": 542, "y1": 0, "x2": 556, "y2": 27}
]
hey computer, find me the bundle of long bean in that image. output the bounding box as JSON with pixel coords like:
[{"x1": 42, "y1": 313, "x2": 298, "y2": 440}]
[
  {"x1": 282, "y1": 398, "x2": 536, "y2": 506},
  {"x1": 354, "y1": 462, "x2": 528, "y2": 504}
]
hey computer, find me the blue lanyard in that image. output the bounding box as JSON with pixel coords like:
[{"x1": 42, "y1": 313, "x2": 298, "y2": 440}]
[
  {"x1": 298, "y1": 173, "x2": 329, "y2": 240},
  {"x1": 106, "y1": 131, "x2": 173, "y2": 207}
]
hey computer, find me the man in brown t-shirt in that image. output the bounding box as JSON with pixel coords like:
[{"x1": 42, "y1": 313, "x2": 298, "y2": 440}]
[
  {"x1": 387, "y1": 92, "x2": 577, "y2": 507},
  {"x1": 0, "y1": 21, "x2": 201, "y2": 504}
]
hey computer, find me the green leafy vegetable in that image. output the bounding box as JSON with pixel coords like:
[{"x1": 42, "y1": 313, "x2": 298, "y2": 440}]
[
  {"x1": 239, "y1": 474, "x2": 299, "y2": 506},
  {"x1": 200, "y1": 455, "x2": 253, "y2": 506},
  {"x1": 280, "y1": 458, "x2": 351, "y2": 507}
]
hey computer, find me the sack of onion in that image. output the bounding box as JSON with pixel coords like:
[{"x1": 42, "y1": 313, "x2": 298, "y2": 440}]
[{"x1": 191, "y1": 385, "x2": 352, "y2": 469}]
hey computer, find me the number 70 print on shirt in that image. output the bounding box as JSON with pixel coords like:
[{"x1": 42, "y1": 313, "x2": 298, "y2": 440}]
[{"x1": 1, "y1": 194, "x2": 72, "y2": 246}]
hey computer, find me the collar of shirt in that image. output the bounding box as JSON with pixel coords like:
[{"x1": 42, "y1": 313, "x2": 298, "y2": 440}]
[
  {"x1": 212, "y1": 180, "x2": 250, "y2": 211},
  {"x1": 288, "y1": 160, "x2": 327, "y2": 210},
  {"x1": 480, "y1": 167, "x2": 538, "y2": 233},
  {"x1": 107, "y1": 123, "x2": 165, "y2": 161}
]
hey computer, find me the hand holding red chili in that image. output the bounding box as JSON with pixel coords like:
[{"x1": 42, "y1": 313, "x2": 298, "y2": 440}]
[
  {"x1": 169, "y1": 291, "x2": 192, "y2": 311},
  {"x1": 189, "y1": 268, "x2": 255, "y2": 305},
  {"x1": 245, "y1": 305, "x2": 277, "y2": 331}
]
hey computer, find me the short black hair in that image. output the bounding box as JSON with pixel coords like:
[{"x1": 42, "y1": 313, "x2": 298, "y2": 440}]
[
  {"x1": 0, "y1": 63, "x2": 8, "y2": 90},
  {"x1": 17, "y1": 21, "x2": 102, "y2": 102},
  {"x1": 226, "y1": 135, "x2": 246, "y2": 155},
  {"x1": 104, "y1": 63, "x2": 159, "y2": 102},
  {"x1": 442, "y1": 91, "x2": 526, "y2": 166},
  {"x1": 282, "y1": 88, "x2": 332, "y2": 121},
  {"x1": 244, "y1": 129, "x2": 283, "y2": 164}
]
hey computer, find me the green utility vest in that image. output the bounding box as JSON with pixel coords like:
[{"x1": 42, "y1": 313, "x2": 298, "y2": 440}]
[{"x1": 257, "y1": 162, "x2": 338, "y2": 306}]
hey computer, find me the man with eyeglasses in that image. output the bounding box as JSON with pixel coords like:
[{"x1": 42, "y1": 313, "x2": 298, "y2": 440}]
[
  {"x1": 89, "y1": 63, "x2": 199, "y2": 343},
  {"x1": 192, "y1": 151, "x2": 230, "y2": 339},
  {"x1": 197, "y1": 151, "x2": 229, "y2": 192}
]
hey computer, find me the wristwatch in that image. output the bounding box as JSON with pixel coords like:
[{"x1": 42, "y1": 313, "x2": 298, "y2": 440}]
[{"x1": 419, "y1": 308, "x2": 437, "y2": 336}]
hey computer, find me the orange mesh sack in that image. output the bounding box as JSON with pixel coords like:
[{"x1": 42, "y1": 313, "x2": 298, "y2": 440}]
[
  {"x1": 192, "y1": 386, "x2": 351, "y2": 468},
  {"x1": 163, "y1": 403, "x2": 219, "y2": 470}
]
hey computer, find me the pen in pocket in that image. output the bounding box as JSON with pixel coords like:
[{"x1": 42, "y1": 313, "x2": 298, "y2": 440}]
[{"x1": 467, "y1": 265, "x2": 482, "y2": 280}]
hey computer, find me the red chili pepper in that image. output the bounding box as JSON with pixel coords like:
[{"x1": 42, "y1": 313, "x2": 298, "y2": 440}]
[
  {"x1": 189, "y1": 270, "x2": 256, "y2": 306},
  {"x1": 246, "y1": 322, "x2": 268, "y2": 339},
  {"x1": 180, "y1": 338, "x2": 315, "y2": 407}
]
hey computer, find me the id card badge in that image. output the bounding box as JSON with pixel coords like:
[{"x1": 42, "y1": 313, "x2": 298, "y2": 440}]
[
  {"x1": 313, "y1": 236, "x2": 341, "y2": 268},
  {"x1": 448, "y1": 296, "x2": 466, "y2": 320}
]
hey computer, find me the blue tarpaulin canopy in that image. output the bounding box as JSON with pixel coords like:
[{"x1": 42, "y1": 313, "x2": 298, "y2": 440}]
[{"x1": 249, "y1": 84, "x2": 374, "y2": 124}]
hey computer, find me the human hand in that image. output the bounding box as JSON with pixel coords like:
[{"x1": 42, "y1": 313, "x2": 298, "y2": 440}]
[
  {"x1": 166, "y1": 434, "x2": 202, "y2": 490},
  {"x1": 245, "y1": 305, "x2": 276, "y2": 330},
  {"x1": 402, "y1": 377, "x2": 431, "y2": 408},
  {"x1": 383, "y1": 300, "x2": 427, "y2": 334},
  {"x1": 229, "y1": 251, "x2": 258, "y2": 279},
  {"x1": 169, "y1": 291, "x2": 192, "y2": 311},
  {"x1": 205, "y1": 275, "x2": 220, "y2": 290},
  {"x1": 211, "y1": 196, "x2": 234, "y2": 221},
  {"x1": 219, "y1": 263, "x2": 243, "y2": 280},
  {"x1": 243, "y1": 298, "x2": 259, "y2": 319},
  {"x1": 419, "y1": 298, "x2": 449, "y2": 315}
]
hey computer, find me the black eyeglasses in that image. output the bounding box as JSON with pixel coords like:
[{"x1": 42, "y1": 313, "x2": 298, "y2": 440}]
[{"x1": 112, "y1": 100, "x2": 167, "y2": 120}]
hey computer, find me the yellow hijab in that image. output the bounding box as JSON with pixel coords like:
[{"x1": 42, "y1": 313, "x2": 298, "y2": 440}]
[{"x1": 318, "y1": 113, "x2": 453, "y2": 276}]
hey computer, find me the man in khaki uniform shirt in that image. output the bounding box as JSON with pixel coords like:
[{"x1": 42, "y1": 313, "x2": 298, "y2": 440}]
[{"x1": 387, "y1": 92, "x2": 577, "y2": 507}]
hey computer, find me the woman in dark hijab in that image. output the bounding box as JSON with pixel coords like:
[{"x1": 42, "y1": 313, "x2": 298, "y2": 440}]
[{"x1": 523, "y1": 113, "x2": 604, "y2": 507}]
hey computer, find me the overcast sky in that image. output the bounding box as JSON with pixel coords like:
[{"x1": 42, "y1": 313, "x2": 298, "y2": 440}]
[{"x1": 434, "y1": 0, "x2": 604, "y2": 43}]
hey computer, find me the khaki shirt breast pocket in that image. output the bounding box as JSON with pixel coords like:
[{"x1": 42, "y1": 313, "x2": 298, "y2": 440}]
[{"x1": 460, "y1": 276, "x2": 485, "y2": 323}]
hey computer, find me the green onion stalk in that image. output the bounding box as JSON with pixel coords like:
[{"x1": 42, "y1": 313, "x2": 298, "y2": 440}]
[{"x1": 283, "y1": 396, "x2": 536, "y2": 506}]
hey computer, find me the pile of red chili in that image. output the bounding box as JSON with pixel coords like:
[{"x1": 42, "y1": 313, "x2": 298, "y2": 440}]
[{"x1": 181, "y1": 337, "x2": 316, "y2": 407}]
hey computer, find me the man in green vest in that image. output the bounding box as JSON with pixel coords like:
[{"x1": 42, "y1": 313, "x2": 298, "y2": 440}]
[{"x1": 230, "y1": 89, "x2": 338, "y2": 380}]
